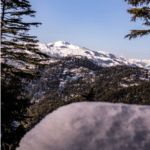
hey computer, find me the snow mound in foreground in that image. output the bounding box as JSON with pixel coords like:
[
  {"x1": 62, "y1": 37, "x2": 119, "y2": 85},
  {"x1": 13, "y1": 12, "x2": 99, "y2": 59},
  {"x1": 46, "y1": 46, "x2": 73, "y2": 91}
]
[{"x1": 17, "y1": 102, "x2": 150, "y2": 150}]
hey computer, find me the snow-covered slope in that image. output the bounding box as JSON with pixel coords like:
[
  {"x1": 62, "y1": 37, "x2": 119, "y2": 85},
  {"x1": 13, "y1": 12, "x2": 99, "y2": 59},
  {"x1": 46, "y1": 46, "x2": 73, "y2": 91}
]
[{"x1": 38, "y1": 41, "x2": 150, "y2": 70}]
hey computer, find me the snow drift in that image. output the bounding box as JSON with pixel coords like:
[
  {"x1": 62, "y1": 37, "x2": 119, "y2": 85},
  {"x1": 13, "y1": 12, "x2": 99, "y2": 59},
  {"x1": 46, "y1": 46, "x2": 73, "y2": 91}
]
[{"x1": 17, "y1": 102, "x2": 150, "y2": 150}]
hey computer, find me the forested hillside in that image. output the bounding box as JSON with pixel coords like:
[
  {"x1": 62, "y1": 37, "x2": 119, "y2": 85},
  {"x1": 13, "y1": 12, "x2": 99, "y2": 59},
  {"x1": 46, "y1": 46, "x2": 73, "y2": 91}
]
[{"x1": 24, "y1": 56, "x2": 150, "y2": 131}]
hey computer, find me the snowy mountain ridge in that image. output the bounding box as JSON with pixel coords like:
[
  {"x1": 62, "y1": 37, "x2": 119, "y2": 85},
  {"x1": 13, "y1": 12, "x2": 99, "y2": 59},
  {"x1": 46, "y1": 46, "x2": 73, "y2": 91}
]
[{"x1": 38, "y1": 41, "x2": 150, "y2": 70}]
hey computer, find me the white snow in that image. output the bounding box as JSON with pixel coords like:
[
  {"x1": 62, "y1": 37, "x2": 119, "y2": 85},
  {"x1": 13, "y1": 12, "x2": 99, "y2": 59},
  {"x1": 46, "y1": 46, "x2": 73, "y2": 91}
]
[
  {"x1": 11, "y1": 121, "x2": 19, "y2": 130},
  {"x1": 37, "y1": 41, "x2": 150, "y2": 70},
  {"x1": 59, "y1": 81, "x2": 67, "y2": 90},
  {"x1": 59, "y1": 67, "x2": 92, "y2": 90},
  {"x1": 120, "y1": 83, "x2": 139, "y2": 88},
  {"x1": 70, "y1": 75, "x2": 79, "y2": 81}
]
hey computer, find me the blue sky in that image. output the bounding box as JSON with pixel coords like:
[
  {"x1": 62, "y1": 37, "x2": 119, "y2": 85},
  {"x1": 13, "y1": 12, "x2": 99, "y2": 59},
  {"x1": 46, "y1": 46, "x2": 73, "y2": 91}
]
[{"x1": 28, "y1": 0, "x2": 149, "y2": 60}]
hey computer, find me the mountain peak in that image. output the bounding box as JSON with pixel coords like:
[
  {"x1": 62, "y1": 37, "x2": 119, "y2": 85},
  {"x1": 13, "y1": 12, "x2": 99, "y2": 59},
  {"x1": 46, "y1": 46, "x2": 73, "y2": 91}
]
[
  {"x1": 38, "y1": 41, "x2": 150, "y2": 70},
  {"x1": 54, "y1": 41, "x2": 70, "y2": 46}
]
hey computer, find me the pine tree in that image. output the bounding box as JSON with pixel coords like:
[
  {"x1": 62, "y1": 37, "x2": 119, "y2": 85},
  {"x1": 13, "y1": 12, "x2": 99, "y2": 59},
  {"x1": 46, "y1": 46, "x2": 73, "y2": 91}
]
[
  {"x1": 1, "y1": 0, "x2": 49, "y2": 149},
  {"x1": 124, "y1": 0, "x2": 150, "y2": 39},
  {"x1": 81, "y1": 85, "x2": 95, "y2": 101}
]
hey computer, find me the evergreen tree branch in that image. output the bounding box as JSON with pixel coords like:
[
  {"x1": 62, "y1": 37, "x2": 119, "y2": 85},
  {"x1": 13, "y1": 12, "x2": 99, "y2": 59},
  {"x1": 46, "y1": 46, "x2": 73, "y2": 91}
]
[
  {"x1": 124, "y1": 0, "x2": 150, "y2": 39},
  {"x1": 125, "y1": 29, "x2": 150, "y2": 39},
  {"x1": 127, "y1": 7, "x2": 150, "y2": 22},
  {"x1": 124, "y1": 0, "x2": 150, "y2": 7}
]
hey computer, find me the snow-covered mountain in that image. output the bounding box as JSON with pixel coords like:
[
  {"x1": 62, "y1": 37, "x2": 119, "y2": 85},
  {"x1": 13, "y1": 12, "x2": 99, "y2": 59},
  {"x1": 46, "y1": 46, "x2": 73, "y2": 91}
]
[{"x1": 38, "y1": 41, "x2": 150, "y2": 70}]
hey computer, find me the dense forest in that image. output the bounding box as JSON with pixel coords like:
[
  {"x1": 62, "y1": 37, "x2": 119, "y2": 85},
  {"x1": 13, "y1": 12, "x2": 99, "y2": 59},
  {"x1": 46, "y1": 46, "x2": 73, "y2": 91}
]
[{"x1": 23, "y1": 56, "x2": 150, "y2": 131}]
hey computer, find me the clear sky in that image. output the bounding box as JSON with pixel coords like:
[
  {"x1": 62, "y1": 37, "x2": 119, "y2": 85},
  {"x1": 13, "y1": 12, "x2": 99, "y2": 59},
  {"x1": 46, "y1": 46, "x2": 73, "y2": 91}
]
[{"x1": 28, "y1": 0, "x2": 150, "y2": 60}]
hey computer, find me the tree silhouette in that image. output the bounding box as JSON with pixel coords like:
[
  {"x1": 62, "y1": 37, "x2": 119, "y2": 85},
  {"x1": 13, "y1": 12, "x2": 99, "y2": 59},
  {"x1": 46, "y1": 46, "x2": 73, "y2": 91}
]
[
  {"x1": 81, "y1": 85, "x2": 95, "y2": 101},
  {"x1": 124, "y1": 0, "x2": 150, "y2": 39},
  {"x1": 1, "y1": 0, "x2": 49, "y2": 149}
]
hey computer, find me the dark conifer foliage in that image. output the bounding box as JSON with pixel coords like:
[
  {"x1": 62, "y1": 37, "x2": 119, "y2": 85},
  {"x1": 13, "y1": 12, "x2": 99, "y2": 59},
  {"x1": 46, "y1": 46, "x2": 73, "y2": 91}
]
[
  {"x1": 1, "y1": 0, "x2": 49, "y2": 149},
  {"x1": 124, "y1": 0, "x2": 150, "y2": 39},
  {"x1": 81, "y1": 85, "x2": 95, "y2": 101}
]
